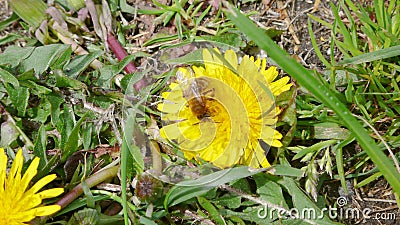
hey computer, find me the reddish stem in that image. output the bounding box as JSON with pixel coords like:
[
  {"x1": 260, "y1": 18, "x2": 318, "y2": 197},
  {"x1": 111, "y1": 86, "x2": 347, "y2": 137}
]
[
  {"x1": 107, "y1": 32, "x2": 146, "y2": 91},
  {"x1": 56, "y1": 166, "x2": 118, "y2": 208}
]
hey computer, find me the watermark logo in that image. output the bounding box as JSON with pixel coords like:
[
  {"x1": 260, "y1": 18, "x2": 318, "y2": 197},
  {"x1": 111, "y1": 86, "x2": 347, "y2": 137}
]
[
  {"x1": 257, "y1": 197, "x2": 397, "y2": 222},
  {"x1": 336, "y1": 196, "x2": 347, "y2": 207}
]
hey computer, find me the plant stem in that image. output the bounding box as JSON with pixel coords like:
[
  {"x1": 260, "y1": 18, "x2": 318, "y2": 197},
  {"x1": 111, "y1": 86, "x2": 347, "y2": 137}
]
[
  {"x1": 56, "y1": 166, "x2": 119, "y2": 208},
  {"x1": 107, "y1": 32, "x2": 146, "y2": 91}
]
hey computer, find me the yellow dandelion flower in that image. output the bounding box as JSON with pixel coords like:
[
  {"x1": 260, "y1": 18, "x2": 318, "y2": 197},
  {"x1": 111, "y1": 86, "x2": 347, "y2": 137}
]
[
  {"x1": 0, "y1": 148, "x2": 64, "y2": 225},
  {"x1": 158, "y1": 49, "x2": 292, "y2": 168}
]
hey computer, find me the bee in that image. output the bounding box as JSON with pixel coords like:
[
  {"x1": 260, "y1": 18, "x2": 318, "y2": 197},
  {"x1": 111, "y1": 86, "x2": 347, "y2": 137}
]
[{"x1": 176, "y1": 68, "x2": 212, "y2": 120}]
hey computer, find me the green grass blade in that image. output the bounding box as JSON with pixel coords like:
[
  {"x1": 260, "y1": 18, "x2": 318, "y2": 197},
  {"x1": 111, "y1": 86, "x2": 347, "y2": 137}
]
[
  {"x1": 340, "y1": 1, "x2": 359, "y2": 48},
  {"x1": 338, "y1": 45, "x2": 400, "y2": 65},
  {"x1": 331, "y1": 3, "x2": 353, "y2": 50},
  {"x1": 120, "y1": 136, "x2": 129, "y2": 225},
  {"x1": 307, "y1": 19, "x2": 331, "y2": 68},
  {"x1": 8, "y1": 0, "x2": 47, "y2": 28},
  {"x1": 121, "y1": 108, "x2": 137, "y2": 225},
  {"x1": 388, "y1": 0, "x2": 396, "y2": 14},
  {"x1": 334, "y1": 137, "x2": 355, "y2": 195},
  {"x1": 374, "y1": 0, "x2": 385, "y2": 30},
  {"x1": 355, "y1": 172, "x2": 383, "y2": 188},
  {"x1": 334, "y1": 39, "x2": 364, "y2": 57},
  {"x1": 0, "y1": 13, "x2": 19, "y2": 31},
  {"x1": 344, "y1": 0, "x2": 378, "y2": 30},
  {"x1": 225, "y1": 4, "x2": 400, "y2": 195},
  {"x1": 308, "y1": 14, "x2": 333, "y2": 30}
]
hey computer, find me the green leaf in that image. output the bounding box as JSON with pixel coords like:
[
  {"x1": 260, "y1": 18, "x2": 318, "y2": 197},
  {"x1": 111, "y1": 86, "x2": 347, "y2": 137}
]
[
  {"x1": 46, "y1": 93, "x2": 64, "y2": 126},
  {"x1": 128, "y1": 144, "x2": 144, "y2": 174},
  {"x1": 20, "y1": 44, "x2": 71, "y2": 74},
  {"x1": 139, "y1": 216, "x2": 158, "y2": 225},
  {"x1": 0, "y1": 119, "x2": 19, "y2": 146},
  {"x1": 120, "y1": 69, "x2": 148, "y2": 92},
  {"x1": 20, "y1": 80, "x2": 52, "y2": 96},
  {"x1": 143, "y1": 34, "x2": 178, "y2": 47},
  {"x1": 119, "y1": 0, "x2": 138, "y2": 14},
  {"x1": 17, "y1": 69, "x2": 39, "y2": 82},
  {"x1": 97, "y1": 213, "x2": 125, "y2": 225},
  {"x1": 165, "y1": 166, "x2": 268, "y2": 207},
  {"x1": 60, "y1": 104, "x2": 75, "y2": 149},
  {"x1": 194, "y1": 33, "x2": 245, "y2": 49},
  {"x1": 273, "y1": 165, "x2": 303, "y2": 177},
  {"x1": 175, "y1": 13, "x2": 183, "y2": 40},
  {"x1": 98, "y1": 53, "x2": 148, "y2": 87},
  {"x1": 33, "y1": 124, "x2": 47, "y2": 170},
  {"x1": 5, "y1": 84, "x2": 29, "y2": 117},
  {"x1": 123, "y1": 109, "x2": 145, "y2": 174},
  {"x1": 162, "y1": 48, "x2": 204, "y2": 65},
  {"x1": 0, "y1": 45, "x2": 34, "y2": 67},
  {"x1": 195, "y1": 4, "x2": 211, "y2": 27},
  {"x1": 55, "y1": 69, "x2": 87, "y2": 90},
  {"x1": 82, "y1": 123, "x2": 93, "y2": 150},
  {"x1": 51, "y1": 46, "x2": 73, "y2": 70},
  {"x1": 213, "y1": 194, "x2": 242, "y2": 209},
  {"x1": 220, "y1": 207, "x2": 277, "y2": 225},
  {"x1": 314, "y1": 123, "x2": 351, "y2": 140},
  {"x1": 334, "y1": 39, "x2": 363, "y2": 57},
  {"x1": 64, "y1": 0, "x2": 86, "y2": 11},
  {"x1": 278, "y1": 177, "x2": 336, "y2": 225},
  {"x1": 98, "y1": 58, "x2": 132, "y2": 87},
  {"x1": 197, "y1": 196, "x2": 226, "y2": 225},
  {"x1": 64, "y1": 51, "x2": 102, "y2": 78},
  {"x1": 120, "y1": 107, "x2": 145, "y2": 224},
  {"x1": 0, "y1": 67, "x2": 19, "y2": 87},
  {"x1": 61, "y1": 112, "x2": 89, "y2": 162},
  {"x1": 120, "y1": 133, "x2": 133, "y2": 225},
  {"x1": 254, "y1": 174, "x2": 285, "y2": 205},
  {"x1": 34, "y1": 151, "x2": 61, "y2": 181}
]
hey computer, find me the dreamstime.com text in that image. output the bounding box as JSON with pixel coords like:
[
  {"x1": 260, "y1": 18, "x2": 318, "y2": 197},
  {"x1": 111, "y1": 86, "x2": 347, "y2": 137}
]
[{"x1": 257, "y1": 197, "x2": 397, "y2": 222}]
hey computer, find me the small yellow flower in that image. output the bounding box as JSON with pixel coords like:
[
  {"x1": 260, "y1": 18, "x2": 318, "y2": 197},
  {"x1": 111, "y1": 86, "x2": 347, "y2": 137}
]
[
  {"x1": 0, "y1": 148, "x2": 64, "y2": 225},
  {"x1": 158, "y1": 49, "x2": 292, "y2": 168}
]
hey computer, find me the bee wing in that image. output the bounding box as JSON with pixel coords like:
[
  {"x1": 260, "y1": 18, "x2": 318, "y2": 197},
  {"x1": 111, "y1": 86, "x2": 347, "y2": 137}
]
[
  {"x1": 176, "y1": 68, "x2": 203, "y2": 101},
  {"x1": 176, "y1": 68, "x2": 189, "y2": 84}
]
